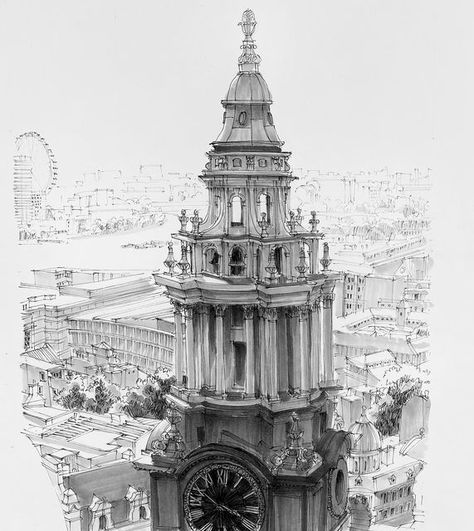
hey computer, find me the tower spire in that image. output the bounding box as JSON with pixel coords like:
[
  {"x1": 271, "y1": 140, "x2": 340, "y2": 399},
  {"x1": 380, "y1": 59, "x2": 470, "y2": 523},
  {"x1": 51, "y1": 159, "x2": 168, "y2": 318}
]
[{"x1": 238, "y1": 9, "x2": 261, "y2": 72}]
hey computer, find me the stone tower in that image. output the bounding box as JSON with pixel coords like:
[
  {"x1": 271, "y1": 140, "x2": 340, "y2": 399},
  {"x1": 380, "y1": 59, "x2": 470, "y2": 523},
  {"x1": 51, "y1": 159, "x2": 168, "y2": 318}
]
[{"x1": 139, "y1": 10, "x2": 351, "y2": 531}]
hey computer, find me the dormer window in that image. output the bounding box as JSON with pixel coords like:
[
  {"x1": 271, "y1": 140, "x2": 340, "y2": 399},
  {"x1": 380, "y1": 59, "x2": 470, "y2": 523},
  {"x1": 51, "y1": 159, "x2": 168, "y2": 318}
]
[{"x1": 238, "y1": 111, "x2": 248, "y2": 125}]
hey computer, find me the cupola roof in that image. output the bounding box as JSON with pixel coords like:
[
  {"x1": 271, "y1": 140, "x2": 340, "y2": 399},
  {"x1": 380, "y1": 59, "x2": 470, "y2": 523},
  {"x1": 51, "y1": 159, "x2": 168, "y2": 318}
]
[
  {"x1": 212, "y1": 10, "x2": 283, "y2": 152},
  {"x1": 348, "y1": 408, "x2": 381, "y2": 454}
]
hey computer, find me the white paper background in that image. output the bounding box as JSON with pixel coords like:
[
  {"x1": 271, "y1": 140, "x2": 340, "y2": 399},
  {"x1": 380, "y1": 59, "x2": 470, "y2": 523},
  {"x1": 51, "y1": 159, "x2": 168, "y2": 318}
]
[{"x1": 0, "y1": 0, "x2": 472, "y2": 529}]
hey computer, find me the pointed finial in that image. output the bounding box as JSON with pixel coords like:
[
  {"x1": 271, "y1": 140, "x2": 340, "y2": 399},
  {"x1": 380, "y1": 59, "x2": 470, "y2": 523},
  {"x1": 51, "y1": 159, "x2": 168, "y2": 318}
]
[
  {"x1": 238, "y1": 10, "x2": 261, "y2": 72},
  {"x1": 295, "y1": 246, "x2": 308, "y2": 282},
  {"x1": 320, "y1": 242, "x2": 331, "y2": 271},
  {"x1": 163, "y1": 241, "x2": 176, "y2": 275}
]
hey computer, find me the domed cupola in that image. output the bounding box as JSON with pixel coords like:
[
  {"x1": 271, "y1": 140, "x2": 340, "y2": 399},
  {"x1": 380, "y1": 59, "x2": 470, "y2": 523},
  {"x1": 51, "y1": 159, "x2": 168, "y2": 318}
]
[
  {"x1": 213, "y1": 9, "x2": 283, "y2": 152},
  {"x1": 348, "y1": 408, "x2": 382, "y2": 474}
]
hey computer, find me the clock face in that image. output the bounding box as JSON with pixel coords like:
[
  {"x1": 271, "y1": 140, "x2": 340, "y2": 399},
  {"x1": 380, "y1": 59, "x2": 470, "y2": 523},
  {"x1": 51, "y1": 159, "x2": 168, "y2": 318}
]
[{"x1": 183, "y1": 462, "x2": 265, "y2": 531}]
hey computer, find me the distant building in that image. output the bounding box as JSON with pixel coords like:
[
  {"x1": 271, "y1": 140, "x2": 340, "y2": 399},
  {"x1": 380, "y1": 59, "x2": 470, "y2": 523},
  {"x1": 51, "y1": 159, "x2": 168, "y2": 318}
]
[
  {"x1": 24, "y1": 405, "x2": 158, "y2": 530},
  {"x1": 333, "y1": 303, "x2": 429, "y2": 366},
  {"x1": 21, "y1": 269, "x2": 175, "y2": 394},
  {"x1": 347, "y1": 409, "x2": 424, "y2": 528}
]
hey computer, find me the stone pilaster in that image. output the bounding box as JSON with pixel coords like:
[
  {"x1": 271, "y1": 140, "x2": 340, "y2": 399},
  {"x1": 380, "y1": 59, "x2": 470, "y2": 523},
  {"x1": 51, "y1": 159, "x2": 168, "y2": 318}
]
[
  {"x1": 243, "y1": 305, "x2": 255, "y2": 396},
  {"x1": 298, "y1": 304, "x2": 310, "y2": 393},
  {"x1": 309, "y1": 298, "x2": 321, "y2": 389},
  {"x1": 322, "y1": 293, "x2": 335, "y2": 386},
  {"x1": 184, "y1": 305, "x2": 195, "y2": 389},
  {"x1": 215, "y1": 305, "x2": 226, "y2": 394},
  {"x1": 170, "y1": 301, "x2": 183, "y2": 387},
  {"x1": 265, "y1": 307, "x2": 278, "y2": 399}
]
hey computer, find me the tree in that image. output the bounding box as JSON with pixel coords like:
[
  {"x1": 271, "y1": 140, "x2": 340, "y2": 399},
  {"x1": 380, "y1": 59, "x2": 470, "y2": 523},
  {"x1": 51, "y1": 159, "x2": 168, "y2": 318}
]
[
  {"x1": 85, "y1": 379, "x2": 115, "y2": 414},
  {"x1": 122, "y1": 377, "x2": 175, "y2": 419},
  {"x1": 374, "y1": 376, "x2": 424, "y2": 437},
  {"x1": 60, "y1": 383, "x2": 86, "y2": 410}
]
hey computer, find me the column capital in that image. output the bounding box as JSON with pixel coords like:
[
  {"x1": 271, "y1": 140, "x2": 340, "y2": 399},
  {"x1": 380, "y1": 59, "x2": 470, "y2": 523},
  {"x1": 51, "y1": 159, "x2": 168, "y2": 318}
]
[
  {"x1": 242, "y1": 305, "x2": 256, "y2": 320},
  {"x1": 170, "y1": 300, "x2": 183, "y2": 315},
  {"x1": 322, "y1": 292, "x2": 335, "y2": 308},
  {"x1": 309, "y1": 298, "x2": 321, "y2": 311},
  {"x1": 182, "y1": 304, "x2": 194, "y2": 318},
  {"x1": 215, "y1": 304, "x2": 226, "y2": 318},
  {"x1": 195, "y1": 303, "x2": 210, "y2": 315},
  {"x1": 264, "y1": 307, "x2": 277, "y2": 321},
  {"x1": 298, "y1": 305, "x2": 310, "y2": 320}
]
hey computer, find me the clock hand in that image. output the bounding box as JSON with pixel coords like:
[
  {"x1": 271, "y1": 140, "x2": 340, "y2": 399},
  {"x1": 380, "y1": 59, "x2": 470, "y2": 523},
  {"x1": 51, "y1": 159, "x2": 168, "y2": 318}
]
[{"x1": 218, "y1": 503, "x2": 241, "y2": 518}]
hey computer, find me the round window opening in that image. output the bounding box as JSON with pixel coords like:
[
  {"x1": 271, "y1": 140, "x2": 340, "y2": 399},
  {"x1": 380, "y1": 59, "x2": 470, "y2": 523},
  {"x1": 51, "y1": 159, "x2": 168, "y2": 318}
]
[
  {"x1": 335, "y1": 469, "x2": 345, "y2": 504},
  {"x1": 267, "y1": 112, "x2": 274, "y2": 125},
  {"x1": 238, "y1": 111, "x2": 248, "y2": 126}
]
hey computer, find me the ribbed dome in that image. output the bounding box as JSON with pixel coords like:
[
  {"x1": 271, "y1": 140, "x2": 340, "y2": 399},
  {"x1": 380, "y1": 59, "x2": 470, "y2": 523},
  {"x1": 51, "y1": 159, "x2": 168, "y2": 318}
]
[
  {"x1": 348, "y1": 410, "x2": 381, "y2": 454},
  {"x1": 224, "y1": 72, "x2": 272, "y2": 104}
]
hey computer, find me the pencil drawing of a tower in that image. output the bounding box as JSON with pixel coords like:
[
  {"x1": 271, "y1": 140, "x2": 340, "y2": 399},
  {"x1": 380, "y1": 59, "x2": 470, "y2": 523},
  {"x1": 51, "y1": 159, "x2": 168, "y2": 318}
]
[{"x1": 137, "y1": 10, "x2": 352, "y2": 531}]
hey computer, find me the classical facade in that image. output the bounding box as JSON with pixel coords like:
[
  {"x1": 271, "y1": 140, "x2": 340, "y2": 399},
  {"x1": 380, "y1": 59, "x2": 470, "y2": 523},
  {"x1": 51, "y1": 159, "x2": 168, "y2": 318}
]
[{"x1": 136, "y1": 10, "x2": 351, "y2": 531}]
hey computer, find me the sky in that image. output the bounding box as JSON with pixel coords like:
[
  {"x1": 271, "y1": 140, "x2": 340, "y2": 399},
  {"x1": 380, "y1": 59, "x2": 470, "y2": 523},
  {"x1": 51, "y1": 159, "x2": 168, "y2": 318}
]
[{"x1": 1, "y1": 0, "x2": 437, "y2": 184}]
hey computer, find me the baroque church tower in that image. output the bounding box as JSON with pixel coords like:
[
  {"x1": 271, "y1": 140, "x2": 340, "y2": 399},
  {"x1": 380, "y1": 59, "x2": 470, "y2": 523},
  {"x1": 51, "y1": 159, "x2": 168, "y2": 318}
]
[{"x1": 138, "y1": 10, "x2": 351, "y2": 531}]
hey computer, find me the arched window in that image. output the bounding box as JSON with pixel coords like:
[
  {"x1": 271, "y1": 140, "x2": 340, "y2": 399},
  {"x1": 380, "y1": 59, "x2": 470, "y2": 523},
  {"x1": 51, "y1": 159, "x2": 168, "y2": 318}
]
[
  {"x1": 256, "y1": 248, "x2": 261, "y2": 279},
  {"x1": 230, "y1": 246, "x2": 245, "y2": 276},
  {"x1": 354, "y1": 460, "x2": 358, "y2": 473},
  {"x1": 206, "y1": 248, "x2": 219, "y2": 274},
  {"x1": 258, "y1": 193, "x2": 271, "y2": 223},
  {"x1": 231, "y1": 196, "x2": 243, "y2": 226},
  {"x1": 274, "y1": 247, "x2": 283, "y2": 275},
  {"x1": 139, "y1": 506, "x2": 147, "y2": 520},
  {"x1": 99, "y1": 515, "x2": 107, "y2": 530}
]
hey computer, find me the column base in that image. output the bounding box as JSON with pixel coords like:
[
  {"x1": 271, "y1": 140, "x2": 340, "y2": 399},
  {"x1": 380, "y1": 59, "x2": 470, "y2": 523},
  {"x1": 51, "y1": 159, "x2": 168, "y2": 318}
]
[{"x1": 319, "y1": 379, "x2": 343, "y2": 391}]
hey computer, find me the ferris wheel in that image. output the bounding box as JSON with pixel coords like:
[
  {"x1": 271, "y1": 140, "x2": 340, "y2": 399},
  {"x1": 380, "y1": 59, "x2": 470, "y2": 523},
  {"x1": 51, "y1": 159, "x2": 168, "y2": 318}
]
[{"x1": 15, "y1": 131, "x2": 58, "y2": 193}]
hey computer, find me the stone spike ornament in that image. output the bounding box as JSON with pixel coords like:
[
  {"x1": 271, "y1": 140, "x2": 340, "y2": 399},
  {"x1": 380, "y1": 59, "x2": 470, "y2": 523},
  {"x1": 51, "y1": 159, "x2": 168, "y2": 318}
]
[
  {"x1": 257, "y1": 211, "x2": 270, "y2": 237},
  {"x1": 265, "y1": 249, "x2": 278, "y2": 283},
  {"x1": 287, "y1": 210, "x2": 297, "y2": 234},
  {"x1": 295, "y1": 246, "x2": 308, "y2": 282},
  {"x1": 269, "y1": 411, "x2": 323, "y2": 474},
  {"x1": 320, "y1": 242, "x2": 332, "y2": 271},
  {"x1": 178, "y1": 209, "x2": 189, "y2": 232},
  {"x1": 309, "y1": 210, "x2": 320, "y2": 232},
  {"x1": 177, "y1": 243, "x2": 191, "y2": 276},
  {"x1": 163, "y1": 241, "x2": 177, "y2": 275},
  {"x1": 189, "y1": 209, "x2": 203, "y2": 234},
  {"x1": 238, "y1": 9, "x2": 261, "y2": 72}
]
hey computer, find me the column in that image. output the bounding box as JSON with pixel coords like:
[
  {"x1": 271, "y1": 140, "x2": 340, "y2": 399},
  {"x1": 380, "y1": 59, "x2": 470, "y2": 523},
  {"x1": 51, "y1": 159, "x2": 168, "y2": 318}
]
[
  {"x1": 171, "y1": 301, "x2": 184, "y2": 386},
  {"x1": 311, "y1": 239, "x2": 320, "y2": 274},
  {"x1": 184, "y1": 305, "x2": 195, "y2": 389},
  {"x1": 243, "y1": 305, "x2": 255, "y2": 396},
  {"x1": 201, "y1": 305, "x2": 210, "y2": 387},
  {"x1": 215, "y1": 305, "x2": 226, "y2": 394},
  {"x1": 258, "y1": 306, "x2": 267, "y2": 396},
  {"x1": 289, "y1": 307, "x2": 301, "y2": 392},
  {"x1": 194, "y1": 305, "x2": 202, "y2": 390},
  {"x1": 322, "y1": 293, "x2": 335, "y2": 385},
  {"x1": 309, "y1": 298, "x2": 321, "y2": 389},
  {"x1": 298, "y1": 305, "x2": 310, "y2": 393},
  {"x1": 265, "y1": 308, "x2": 278, "y2": 399}
]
